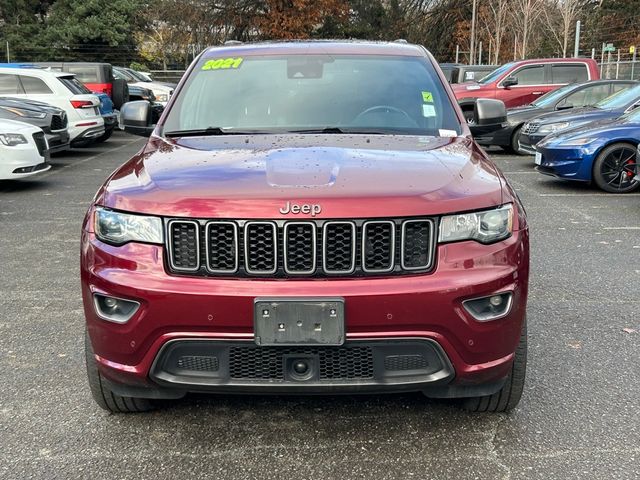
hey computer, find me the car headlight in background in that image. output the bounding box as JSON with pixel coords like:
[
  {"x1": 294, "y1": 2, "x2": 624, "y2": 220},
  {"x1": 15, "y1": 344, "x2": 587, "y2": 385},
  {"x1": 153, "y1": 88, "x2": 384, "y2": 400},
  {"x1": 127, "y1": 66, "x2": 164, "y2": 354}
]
[
  {"x1": 439, "y1": 204, "x2": 514, "y2": 244},
  {"x1": 94, "y1": 206, "x2": 163, "y2": 245},
  {"x1": 562, "y1": 137, "x2": 598, "y2": 146},
  {"x1": 537, "y1": 122, "x2": 570, "y2": 134},
  {"x1": 154, "y1": 93, "x2": 168, "y2": 102},
  {"x1": 0, "y1": 133, "x2": 28, "y2": 146},
  {"x1": 0, "y1": 106, "x2": 47, "y2": 119}
]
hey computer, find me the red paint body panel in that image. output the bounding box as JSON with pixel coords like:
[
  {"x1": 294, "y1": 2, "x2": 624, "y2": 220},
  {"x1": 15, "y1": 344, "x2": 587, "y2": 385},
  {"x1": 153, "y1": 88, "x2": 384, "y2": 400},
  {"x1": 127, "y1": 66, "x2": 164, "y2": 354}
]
[
  {"x1": 82, "y1": 229, "x2": 529, "y2": 388},
  {"x1": 452, "y1": 58, "x2": 600, "y2": 108}
]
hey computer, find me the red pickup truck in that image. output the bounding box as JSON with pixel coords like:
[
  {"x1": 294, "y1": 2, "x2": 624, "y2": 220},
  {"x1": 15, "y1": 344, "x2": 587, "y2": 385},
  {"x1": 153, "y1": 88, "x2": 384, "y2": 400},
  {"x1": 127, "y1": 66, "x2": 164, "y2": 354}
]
[{"x1": 452, "y1": 58, "x2": 600, "y2": 122}]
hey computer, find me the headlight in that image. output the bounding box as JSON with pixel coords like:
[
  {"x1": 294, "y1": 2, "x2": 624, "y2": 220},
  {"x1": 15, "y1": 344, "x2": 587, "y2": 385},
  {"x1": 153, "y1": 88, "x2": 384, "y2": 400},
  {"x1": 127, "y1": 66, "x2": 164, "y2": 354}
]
[
  {"x1": 439, "y1": 204, "x2": 514, "y2": 244},
  {"x1": 0, "y1": 133, "x2": 28, "y2": 146},
  {"x1": 562, "y1": 137, "x2": 597, "y2": 146},
  {"x1": 0, "y1": 106, "x2": 47, "y2": 119},
  {"x1": 95, "y1": 207, "x2": 163, "y2": 245},
  {"x1": 154, "y1": 93, "x2": 168, "y2": 102},
  {"x1": 537, "y1": 122, "x2": 570, "y2": 134}
]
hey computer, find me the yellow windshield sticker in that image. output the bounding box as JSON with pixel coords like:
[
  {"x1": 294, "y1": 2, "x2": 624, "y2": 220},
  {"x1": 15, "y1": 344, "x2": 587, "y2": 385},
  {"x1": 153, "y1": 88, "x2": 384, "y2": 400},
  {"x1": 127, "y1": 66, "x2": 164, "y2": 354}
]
[
  {"x1": 422, "y1": 91, "x2": 433, "y2": 102},
  {"x1": 202, "y1": 57, "x2": 244, "y2": 71}
]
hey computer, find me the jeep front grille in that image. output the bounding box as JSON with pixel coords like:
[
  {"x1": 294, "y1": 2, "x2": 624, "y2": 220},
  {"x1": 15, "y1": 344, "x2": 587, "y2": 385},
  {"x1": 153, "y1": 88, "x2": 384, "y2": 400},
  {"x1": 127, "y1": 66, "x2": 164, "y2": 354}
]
[{"x1": 165, "y1": 217, "x2": 436, "y2": 278}]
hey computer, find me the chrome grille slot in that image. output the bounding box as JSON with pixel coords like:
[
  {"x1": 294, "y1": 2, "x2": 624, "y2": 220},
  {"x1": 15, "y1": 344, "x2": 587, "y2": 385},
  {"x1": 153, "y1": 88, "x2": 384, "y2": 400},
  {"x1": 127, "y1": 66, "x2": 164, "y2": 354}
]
[
  {"x1": 244, "y1": 221, "x2": 277, "y2": 274},
  {"x1": 168, "y1": 220, "x2": 200, "y2": 271},
  {"x1": 323, "y1": 221, "x2": 356, "y2": 274},
  {"x1": 205, "y1": 221, "x2": 238, "y2": 273},
  {"x1": 284, "y1": 222, "x2": 316, "y2": 274},
  {"x1": 522, "y1": 122, "x2": 540, "y2": 134}
]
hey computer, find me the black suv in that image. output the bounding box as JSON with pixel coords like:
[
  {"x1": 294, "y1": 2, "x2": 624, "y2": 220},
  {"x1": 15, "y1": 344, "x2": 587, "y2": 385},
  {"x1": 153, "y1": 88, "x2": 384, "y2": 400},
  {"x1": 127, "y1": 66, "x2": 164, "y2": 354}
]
[{"x1": 0, "y1": 97, "x2": 70, "y2": 153}]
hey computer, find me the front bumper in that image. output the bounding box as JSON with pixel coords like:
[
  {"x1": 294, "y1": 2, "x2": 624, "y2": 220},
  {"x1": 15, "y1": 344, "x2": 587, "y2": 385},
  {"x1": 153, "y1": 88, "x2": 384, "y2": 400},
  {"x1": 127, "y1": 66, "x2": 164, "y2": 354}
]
[
  {"x1": 0, "y1": 144, "x2": 49, "y2": 180},
  {"x1": 517, "y1": 132, "x2": 545, "y2": 155},
  {"x1": 82, "y1": 226, "x2": 529, "y2": 397},
  {"x1": 535, "y1": 145, "x2": 596, "y2": 181},
  {"x1": 45, "y1": 131, "x2": 70, "y2": 154}
]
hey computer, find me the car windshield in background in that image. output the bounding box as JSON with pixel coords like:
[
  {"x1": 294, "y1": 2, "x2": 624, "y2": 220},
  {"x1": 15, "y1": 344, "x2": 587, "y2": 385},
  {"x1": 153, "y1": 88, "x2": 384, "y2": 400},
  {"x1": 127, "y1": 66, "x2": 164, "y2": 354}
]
[
  {"x1": 595, "y1": 84, "x2": 640, "y2": 110},
  {"x1": 620, "y1": 105, "x2": 640, "y2": 122},
  {"x1": 477, "y1": 63, "x2": 514, "y2": 84},
  {"x1": 531, "y1": 83, "x2": 578, "y2": 107},
  {"x1": 163, "y1": 54, "x2": 461, "y2": 137},
  {"x1": 58, "y1": 76, "x2": 92, "y2": 95}
]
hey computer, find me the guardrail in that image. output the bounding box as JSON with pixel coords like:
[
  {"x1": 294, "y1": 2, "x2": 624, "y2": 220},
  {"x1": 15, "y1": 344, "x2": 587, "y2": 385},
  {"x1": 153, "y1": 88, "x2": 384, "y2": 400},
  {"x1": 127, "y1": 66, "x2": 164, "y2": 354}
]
[{"x1": 149, "y1": 70, "x2": 186, "y2": 84}]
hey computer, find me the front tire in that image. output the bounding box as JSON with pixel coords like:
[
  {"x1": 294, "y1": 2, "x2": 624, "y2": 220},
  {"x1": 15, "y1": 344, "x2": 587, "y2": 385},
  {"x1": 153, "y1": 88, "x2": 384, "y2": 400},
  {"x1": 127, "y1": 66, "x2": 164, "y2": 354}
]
[
  {"x1": 592, "y1": 143, "x2": 640, "y2": 193},
  {"x1": 85, "y1": 329, "x2": 154, "y2": 413},
  {"x1": 461, "y1": 320, "x2": 527, "y2": 412}
]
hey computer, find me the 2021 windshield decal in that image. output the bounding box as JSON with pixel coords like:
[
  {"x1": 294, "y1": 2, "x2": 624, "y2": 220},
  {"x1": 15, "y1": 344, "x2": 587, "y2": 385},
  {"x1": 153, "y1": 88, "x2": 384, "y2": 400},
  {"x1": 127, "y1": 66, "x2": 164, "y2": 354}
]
[{"x1": 202, "y1": 57, "x2": 244, "y2": 71}]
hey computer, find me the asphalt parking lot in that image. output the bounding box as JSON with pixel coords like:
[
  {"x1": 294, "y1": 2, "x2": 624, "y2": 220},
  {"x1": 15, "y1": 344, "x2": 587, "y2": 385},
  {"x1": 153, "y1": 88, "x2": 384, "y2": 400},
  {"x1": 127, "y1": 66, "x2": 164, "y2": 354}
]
[{"x1": 1, "y1": 131, "x2": 639, "y2": 480}]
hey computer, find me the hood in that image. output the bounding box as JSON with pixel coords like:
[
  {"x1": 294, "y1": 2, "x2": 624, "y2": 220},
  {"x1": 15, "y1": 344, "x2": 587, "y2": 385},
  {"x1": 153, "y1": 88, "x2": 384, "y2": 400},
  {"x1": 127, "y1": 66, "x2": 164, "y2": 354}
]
[
  {"x1": 532, "y1": 106, "x2": 622, "y2": 125},
  {"x1": 100, "y1": 134, "x2": 504, "y2": 219},
  {"x1": 506, "y1": 105, "x2": 552, "y2": 123},
  {"x1": 0, "y1": 96, "x2": 63, "y2": 115},
  {"x1": 0, "y1": 118, "x2": 40, "y2": 133},
  {"x1": 543, "y1": 117, "x2": 640, "y2": 145}
]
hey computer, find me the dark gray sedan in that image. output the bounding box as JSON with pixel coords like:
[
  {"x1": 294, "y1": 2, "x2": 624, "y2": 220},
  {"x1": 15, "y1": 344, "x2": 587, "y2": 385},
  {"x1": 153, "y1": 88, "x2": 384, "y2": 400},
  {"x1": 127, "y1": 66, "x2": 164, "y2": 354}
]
[{"x1": 474, "y1": 79, "x2": 636, "y2": 154}]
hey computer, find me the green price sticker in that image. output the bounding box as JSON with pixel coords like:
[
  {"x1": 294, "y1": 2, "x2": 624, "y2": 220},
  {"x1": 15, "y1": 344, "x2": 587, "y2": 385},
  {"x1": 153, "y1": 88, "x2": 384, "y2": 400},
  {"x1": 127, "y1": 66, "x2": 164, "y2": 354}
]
[
  {"x1": 202, "y1": 57, "x2": 244, "y2": 71},
  {"x1": 422, "y1": 91, "x2": 433, "y2": 102}
]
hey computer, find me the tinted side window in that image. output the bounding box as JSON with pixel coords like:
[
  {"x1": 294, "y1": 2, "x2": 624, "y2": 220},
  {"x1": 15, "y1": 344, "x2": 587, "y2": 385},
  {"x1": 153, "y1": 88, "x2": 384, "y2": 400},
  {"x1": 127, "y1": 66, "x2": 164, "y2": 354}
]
[
  {"x1": 0, "y1": 74, "x2": 24, "y2": 94},
  {"x1": 551, "y1": 65, "x2": 588, "y2": 84},
  {"x1": 65, "y1": 66, "x2": 99, "y2": 83},
  {"x1": 19, "y1": 75, "x2": 53, "y2": 94},
  {"x1": 58, "y1": 77, "x2": 92, "y2": 95},
  {"x1": 511, "y1": 66, "x2": 545, "y2": 85}
]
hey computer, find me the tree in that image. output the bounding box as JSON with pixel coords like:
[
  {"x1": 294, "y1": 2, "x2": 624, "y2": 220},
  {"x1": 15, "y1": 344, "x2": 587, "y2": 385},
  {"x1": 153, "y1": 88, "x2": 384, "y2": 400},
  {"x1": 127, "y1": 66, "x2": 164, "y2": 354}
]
[
  {"x1": 543, "y1": 0, "x2": 584, "y2": 57},
  {"x1": 255, "y1": 0, "x2": 348, "y2": 40},
  {"x1": 510, "y1": 0, "x2": 545, "y2": 59},
  {"x1": 479, "y1": 0, "x2": 509, "y2": 63}
]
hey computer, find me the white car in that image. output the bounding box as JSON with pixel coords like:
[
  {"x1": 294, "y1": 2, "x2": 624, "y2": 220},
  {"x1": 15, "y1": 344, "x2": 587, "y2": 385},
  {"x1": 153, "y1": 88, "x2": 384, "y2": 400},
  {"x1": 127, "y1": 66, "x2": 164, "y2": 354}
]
[
  {"x1": 0, "y1": 119, "x2": 50, "y2": 180},
  {"x1": 0, "y1": 67, "x2": 104, "y2": 147},
  {"x1": 113, "y1": 67, "x2": 174, "y2": 106}
]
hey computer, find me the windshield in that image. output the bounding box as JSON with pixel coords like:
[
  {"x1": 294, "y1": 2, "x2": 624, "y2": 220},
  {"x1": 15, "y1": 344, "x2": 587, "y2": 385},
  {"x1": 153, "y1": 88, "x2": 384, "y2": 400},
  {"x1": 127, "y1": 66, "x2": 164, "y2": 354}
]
[
  {"x1": 531, "y1": 83, "x2": 579, "y2": 107},
  {"x1": 163, "y1": 53, "x2": 461, "y2": 136},
  {"x1": 478, "y1": 63, "x2": 514, "y2": 84},
  {"x1": 595, "y1": 84, "x2": 640, "y2": 109},
  {"x1": 620, "y1": 105, "x2": 640, "y2": 122}
]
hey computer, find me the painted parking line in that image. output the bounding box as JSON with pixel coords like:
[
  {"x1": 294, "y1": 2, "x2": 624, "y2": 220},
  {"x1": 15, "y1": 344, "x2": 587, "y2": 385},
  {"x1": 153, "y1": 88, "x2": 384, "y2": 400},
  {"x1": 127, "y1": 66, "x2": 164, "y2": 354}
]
[
  {"x1": 539, "y1": 193, "x2": 640, "y2": 197},
  {"x1": 39, "y1": 137, "x2": 143, "y2": 179}
]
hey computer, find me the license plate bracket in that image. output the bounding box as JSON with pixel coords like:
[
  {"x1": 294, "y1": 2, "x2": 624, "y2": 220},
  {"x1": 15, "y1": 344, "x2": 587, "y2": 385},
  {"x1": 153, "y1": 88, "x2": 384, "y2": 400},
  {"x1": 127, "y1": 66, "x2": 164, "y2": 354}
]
[
  {"x1": 254, "y1": 298, "x2": 345, "y2": 346},
  {"x1": 535, "y1": 151, "x2": 542, "y2": 165}
]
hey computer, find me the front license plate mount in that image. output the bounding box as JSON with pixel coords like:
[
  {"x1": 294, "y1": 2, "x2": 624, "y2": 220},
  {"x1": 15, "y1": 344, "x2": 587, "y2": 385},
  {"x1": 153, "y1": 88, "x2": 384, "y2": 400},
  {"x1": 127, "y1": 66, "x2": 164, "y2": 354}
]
[
  {"x1": 254, "y1": 297, "x2": 345, "y2": 346},
  {"x1": 534, "y1": 152, "x2": 542, "y2": 165}
]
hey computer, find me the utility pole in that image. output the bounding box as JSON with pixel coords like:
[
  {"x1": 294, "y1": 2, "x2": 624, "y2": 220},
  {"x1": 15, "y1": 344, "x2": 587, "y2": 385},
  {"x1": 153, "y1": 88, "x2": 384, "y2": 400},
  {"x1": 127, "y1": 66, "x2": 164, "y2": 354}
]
[
  {"x1": 6, "y1": 42, "x2": 9, "y2": 63},
  {"x1": 455, "y1": 45, "x2": 460, "y2": 64},
  {"x1": 573, "y1": 20, "x2": 581, "y2": 57},
  {"x1": 470, "y1": 0, "x2": 477, "y2": 65},
  {"x1": 478, "y1": 41, "x2": 482, "y2": 64},
  {"x1": 514, "y1": 35, "x2": 518, "y2": 61},
  {"x1": 600, "y1": 43, "x2": 605, "y2": 75}
]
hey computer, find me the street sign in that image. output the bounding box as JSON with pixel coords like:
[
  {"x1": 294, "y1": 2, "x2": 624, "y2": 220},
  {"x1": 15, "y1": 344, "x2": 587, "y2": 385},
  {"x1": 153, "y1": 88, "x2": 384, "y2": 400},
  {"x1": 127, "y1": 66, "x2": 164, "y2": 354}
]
[
  {"x1": 630, "y1": 46, "x2": 636, "y2": 54},
  {"x1": 604, "y1": 43, "x2": 616, "y2": 53}
]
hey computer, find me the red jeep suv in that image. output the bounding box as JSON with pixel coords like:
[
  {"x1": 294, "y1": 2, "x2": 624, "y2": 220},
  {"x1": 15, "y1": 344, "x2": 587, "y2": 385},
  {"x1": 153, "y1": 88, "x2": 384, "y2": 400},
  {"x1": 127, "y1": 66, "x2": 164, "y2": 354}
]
[
  {"x1": 81, "y1": 41, "x2": 530, "y2": 413},
  {"x1": 452, "y1": 58, "x2": 600, "y2": 122}
]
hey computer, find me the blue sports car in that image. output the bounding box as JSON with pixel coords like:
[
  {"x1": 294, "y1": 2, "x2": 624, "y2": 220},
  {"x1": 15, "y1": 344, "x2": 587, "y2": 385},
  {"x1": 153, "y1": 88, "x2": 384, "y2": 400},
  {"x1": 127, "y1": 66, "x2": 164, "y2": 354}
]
[{"x1": 535, "y1": 108, "x2": 640, "y2": 193}]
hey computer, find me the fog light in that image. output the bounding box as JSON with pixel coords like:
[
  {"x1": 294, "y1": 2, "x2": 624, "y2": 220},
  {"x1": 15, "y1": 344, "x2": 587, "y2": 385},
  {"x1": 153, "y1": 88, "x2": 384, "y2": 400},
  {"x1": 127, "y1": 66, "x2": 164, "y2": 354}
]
[
  {"x1": 462, "y1": 292, "x2": 513, "y2": 322},
  {"x1": 93, "y1": 293, "x2": 140, "y2": 324}
]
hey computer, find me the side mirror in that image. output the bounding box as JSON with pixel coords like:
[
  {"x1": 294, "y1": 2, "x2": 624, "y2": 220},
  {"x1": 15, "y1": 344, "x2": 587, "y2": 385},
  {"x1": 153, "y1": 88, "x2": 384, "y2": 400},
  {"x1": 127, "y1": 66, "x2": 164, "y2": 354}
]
[
  {"x1": 121, "y1": 101, "x2": 154, "y2": 137},
  {"x1": 502, "y1": 76, "x2": 518, "y2": 88},
  {"x1": 556, "y1": 100, "x2": 573, "y2": 110},
  {"x1": 474, "y1": 98, "x2": 507, "y2": 126}
]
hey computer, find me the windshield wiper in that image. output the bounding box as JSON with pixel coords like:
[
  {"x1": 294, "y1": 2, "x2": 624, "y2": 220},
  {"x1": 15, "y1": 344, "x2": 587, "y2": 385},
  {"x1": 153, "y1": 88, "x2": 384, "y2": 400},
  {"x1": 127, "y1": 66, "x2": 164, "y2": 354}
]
[
  {"x1": 287, "y1": 127, "x2": 345, "y2": 134},
  {"x1": 164, "y1": 127, "x2": 249, "y2": 137}
]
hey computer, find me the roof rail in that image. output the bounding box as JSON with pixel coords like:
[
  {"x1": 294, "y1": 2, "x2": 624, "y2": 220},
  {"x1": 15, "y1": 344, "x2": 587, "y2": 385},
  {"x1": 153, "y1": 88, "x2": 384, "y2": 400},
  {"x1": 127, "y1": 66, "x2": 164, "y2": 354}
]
[
  {"x1": 224, "y1": 40, "x2": 243, "y2": 46},
  {"x1": 394, "y1": 39, "x2": 408, "y2": 44}
]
